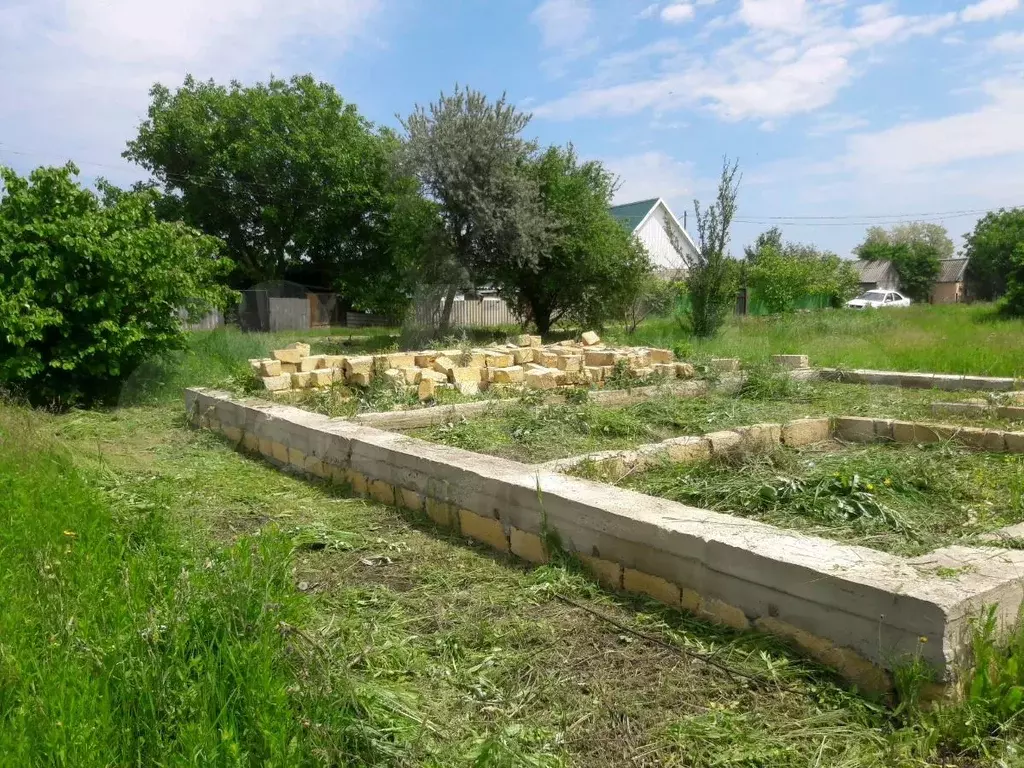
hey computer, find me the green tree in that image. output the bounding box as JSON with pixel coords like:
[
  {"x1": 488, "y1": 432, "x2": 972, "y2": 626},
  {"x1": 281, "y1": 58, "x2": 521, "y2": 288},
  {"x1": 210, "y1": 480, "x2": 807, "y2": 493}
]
[
  {"x1": 964, "y1": 209, "x2": 1024, "y2": 300},
  {"x1": 859, "y1": 239, "x2": 940, "y2": 303},
  {"x1": 855, "y1": 222, "x2": 955, "y2": 261},
  {"x1": 400, "y1": 86, "x2": 546, "y2": 330},
  {"x1": 685, "y1": 158, "x2": 741, "y2": 337},
  {"x1": 745, "y1": 230, "x2": 858, "y2": 311},
  {"x1": 1001, "y1": 244, "x2": 1024, "y2": 317},
  {"x1": 124, "y1": 74, "x2": 405, "y2": 310},
  {"x1": 0, "y1": 164, "x2": 231, "y2": 406},
  {"x1": 508, "y1": 145, "x2": 652, "y2": 334},
  {"x1": 743, "y1": 226, "x2": 782, "y2": 263}
]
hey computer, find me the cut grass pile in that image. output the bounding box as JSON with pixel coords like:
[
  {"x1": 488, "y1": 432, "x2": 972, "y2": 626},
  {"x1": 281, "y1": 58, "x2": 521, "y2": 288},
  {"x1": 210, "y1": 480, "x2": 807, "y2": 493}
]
[
  {"x1": 600, "y1": 441, "x2": 1024, "y2": 556},
  {"x1": 13, "y1": 400, "x2": 1024, "y2": 764},
  {"x1": 607, "y1": 303, "x2": 1024, "y2": 378},
  {"x1": 0, "y1": 408, "x2": 411, "y2": 766},
  {"x1": 409, "y1": 379, "x2": 1002, "y2": 464}
]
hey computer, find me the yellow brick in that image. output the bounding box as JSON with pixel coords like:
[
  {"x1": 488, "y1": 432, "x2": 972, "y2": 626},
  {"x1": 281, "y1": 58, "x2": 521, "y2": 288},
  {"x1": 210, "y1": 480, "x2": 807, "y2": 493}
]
[
  {"x1": 328, "y1": 464, "x2": 347, "y2": 485},
  {"x1": 272, "y1": 348, "x2": 303, "y2": 364},
  {"x1": 458, "y1": 509, "x2": 509, "y2": 552},
  {"x1": 271, "y1": 441, "x2": 289, "y2": 463},
  {"x1": 287, "y1": 447, "x2": 305, "y2": 469},
  {"x1": 367, "y1": 479, "x2": 395, "y2": 505},
  {"x1": 680, "y1": 588, "x2": 703, "y2": 613},
  {"x1": 303, "y1": 456, "x2": 327, "y2": 477},
  {"x1": 425, "y1": 497, "x2": 454, "y2": 527},
  {"x1": 242, "y1": 432, "x2": 259, "y2": 452},
  {"x1": 222, "y1": 425, "x2": 243, "y2": 443},
  {"x1": 346, "y1": 469, "x2": 368, "y2": 495},
  {"x1": 259, "y1": 437, "x2": 274, "y2": 456},
  {"x1": 510, "y1": 528, "x2": 548, "y2": 563},
  {"x1": 298, "y1": 356, "x2": 321, "y2": 372},
  {"x1": 701, "y1": 598, "x2": 750, "y2": 630},
  {"x1": 579, "y1": 554, "x2": 622, "y2": 589},
  {"x1": 398, "y1": 487, "x2": 424, "y2": 511},
  {"x1": 623, "y1": 568, "x2": 680, "y2": 607}
]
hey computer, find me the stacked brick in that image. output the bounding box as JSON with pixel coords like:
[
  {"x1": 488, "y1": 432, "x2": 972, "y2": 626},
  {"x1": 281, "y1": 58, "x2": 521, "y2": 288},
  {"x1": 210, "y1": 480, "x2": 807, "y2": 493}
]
[{"x1": 250, "y1": 334, "x2": 698, "y2": 400}]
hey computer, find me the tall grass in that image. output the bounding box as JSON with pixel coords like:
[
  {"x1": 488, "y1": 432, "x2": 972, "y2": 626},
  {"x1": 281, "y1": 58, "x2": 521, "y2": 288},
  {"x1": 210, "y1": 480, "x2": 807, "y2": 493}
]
[
  {"x1": 609, "y1": 304, "x2": 1024, "y2": 377},
  {"x1": 0, "y1": 409, "x2": 412, "y2": 766}
]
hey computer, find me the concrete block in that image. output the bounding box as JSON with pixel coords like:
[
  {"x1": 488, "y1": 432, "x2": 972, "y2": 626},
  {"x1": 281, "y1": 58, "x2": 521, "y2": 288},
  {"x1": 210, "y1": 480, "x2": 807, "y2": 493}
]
[
  {"x1": 536, "y1": 351, "x2": 560, "y2": 368},
  {"x1": 450, "y1": 366, "x2": 480, "y2": 384},
  {"x1": 262, "y1": 374, "x2": 292, "y2": 392},
  {"x1": 414, "y1": 351, "x2": 438, "y2": 367},
  {"x1": 555, "y1": 355, "x2": 582, "y2": 373},
  {"x1": 367, "y1": 479, "x2": 395, "y2": 505},
  {"x1": 286, "y1": 342, "x2": 311, "y2": 357},
  {"x1": 399, "y1": 366, "x2": 422, "y2": 385},
  {"x1": 781, "y1": 418, "x2": 831, "y2": 446},
  {"x1": 653, "y1": 363, "x2": 677, "y2": 378},
  {"x1": 490, "y1": 365, "x2": 525, "y2": 384},
  {"x1": 931, "y1": 401, "x2": 988, "y2": 417},
  {"x1": 420, "y1": 369, "x2": 448, "y2": 384},
  {"x1": 386, "y1": 353, "x2": 416, "y2": 369},
  {"x1": 771, "y1": 354, "x2": 809, "y2": 370},
  {"x1": 299, "y1": 356, "x2": 321, "y2": 372},
  {"x1": 291, "y1": 372, "x2": 314, "y2": 389},
  {"x1": 649, "y1": 348, "x2": 674, "y2": 364},
  {"x1": 581, "y1": 331, "x2": 601, "y2": 346},
  {"x1": 425, "y1": 497, "x2": 454, "y2": 527},
  {"x1": 997, "y1": 406, "x2": 1024, "y2": 420},
  {"x1": 510, "y1": 527, "x2": 548, "y2": 563},
  {"x1": 398, "y1": 487, "x2": 424, "y2": 512},
  {"x1": 529, "y1": 335, "x2": 544, "y2": 347},
  {"x1": 272, "y1": 348, "x2": 303, "y2": 364},
  {"x1": 623, "y1": 568, "x2": 680, "y2": 607},
  {"x1": 892, "y1": 421, "x2": 943, "y2": 444},
  {"x1": 280, "y1": 362, "x2": 299, "y2": 374},
  {"x1": 735, "y1": 423, "x2": 781, "y2": 449},
  {"x1": 259, "y1": 359, "x2": 282, "y2": 376},
  {"x1": 585, "y1": 350, "x2": 619, "y2": 367},
  {"x1": 1007, "y1": 432, "x2": 1024, "y2": 453},
  {"x1": 834, "y1": 416, "x2": 877, "y2": 442},
  {"x1": 955, "y1": 427, "x2": 1006, "y2": 452},
  {"x1": 662, "y1": 436, "x2": 711, "y2": 463},
  {"x1": 675, "y1": 362, "x2": 696, "y2": 379},
  {"x1": 485, "y1": 353, "x2": 514, "y2": 368},
  {"x1": 526, "y1": 370, "x2": 560, "y2": 390},
  {"x1": 455, "y1": 382, "x2": 481, "y2": 396},
  {"x1": 705, "y1": 430, "x2": 743, "y2": 455},
  {"x1": 459, "y1": 509, "x2": 509, "y2": 552},
  {"x1": 304, "y1": 455, "x2": 327, "y2": 477},
  {"x1": 271, "y1": 441, "x2": 289, "y2": 464},
  {"x1": 287, "y1": 446, "x2": 305, "y2": 470},
  {"x1": 710, "y1": 358, "x2": 740, "y2": 372},
  {"x1": 346, "y1": 469, "x2": 368, "y2": 495},
  {"x1": 511, "y1": 347, "x2": 534, "y2": 365},
  {"x1": 308, "y1": 369, "x2": 340, "y2": 387},
  {"x1": 417, "y1": 378, "x2": 436, "y2": 401},
  {"x1": 432, "y1": 356, "x2": 456, "y2": 377}
]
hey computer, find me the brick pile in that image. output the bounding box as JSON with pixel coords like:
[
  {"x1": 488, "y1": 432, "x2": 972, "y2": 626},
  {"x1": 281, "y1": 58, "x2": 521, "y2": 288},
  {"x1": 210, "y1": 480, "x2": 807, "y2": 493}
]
[{"x1": 249, "y1": 334, "x2": 697, "y2": 401}]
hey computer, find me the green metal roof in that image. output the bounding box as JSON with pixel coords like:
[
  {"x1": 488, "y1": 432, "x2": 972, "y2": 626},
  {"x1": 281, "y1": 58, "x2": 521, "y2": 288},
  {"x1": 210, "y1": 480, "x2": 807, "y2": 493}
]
[{"x1": 609, "y1": 198, "x2": 659, "y2": 231}]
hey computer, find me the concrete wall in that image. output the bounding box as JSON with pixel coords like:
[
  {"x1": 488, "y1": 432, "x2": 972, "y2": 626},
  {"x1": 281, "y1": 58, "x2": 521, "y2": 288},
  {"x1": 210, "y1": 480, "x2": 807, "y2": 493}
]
[{"x1": 185, "y1": 388, "x2": 1024, "y2": 691}]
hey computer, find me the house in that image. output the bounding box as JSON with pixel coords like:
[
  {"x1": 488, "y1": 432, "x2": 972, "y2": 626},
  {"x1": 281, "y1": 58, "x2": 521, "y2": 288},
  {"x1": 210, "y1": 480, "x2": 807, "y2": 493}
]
[
  {"x1": 930, "y1": 258, "x2": 968, "y2": 304},
  {"x1": 851, "y1": 259, "x2": 900, "y2": 293},
  {"x1": 610, "y1": 197, "x2": 699, "y2": 270}
]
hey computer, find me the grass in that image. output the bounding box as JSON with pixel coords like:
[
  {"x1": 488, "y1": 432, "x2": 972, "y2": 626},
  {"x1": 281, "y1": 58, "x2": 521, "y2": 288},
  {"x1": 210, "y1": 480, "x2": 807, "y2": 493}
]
[
  {"x1": 606, "y1": 303, "x2": 1024, "y2": 378},
  {"x1": 605, "y1": 440, "x2": 1024, "y2": 556},
  {"x1": 409, "y1": 378, "x2": 1015, "y2": 464}
]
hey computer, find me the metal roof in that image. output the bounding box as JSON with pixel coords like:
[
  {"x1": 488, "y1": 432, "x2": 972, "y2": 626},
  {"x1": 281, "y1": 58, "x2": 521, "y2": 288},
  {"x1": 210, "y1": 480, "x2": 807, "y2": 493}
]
[
  {"x1": 936, "y1": 258, "x2": 968, "y2": 283},
  {"x1": 851, "y1": 259, "x2": 898, "y2": 283},
  {"x1": 609, "y1": 198, "x2": 659, "y2": 231}
]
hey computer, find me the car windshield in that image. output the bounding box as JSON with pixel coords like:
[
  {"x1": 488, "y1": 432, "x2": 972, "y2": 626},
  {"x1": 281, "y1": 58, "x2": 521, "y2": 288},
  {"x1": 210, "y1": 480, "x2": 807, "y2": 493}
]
[{"x1": 856, "y1": 291, "x2": 888, "y2": 301}]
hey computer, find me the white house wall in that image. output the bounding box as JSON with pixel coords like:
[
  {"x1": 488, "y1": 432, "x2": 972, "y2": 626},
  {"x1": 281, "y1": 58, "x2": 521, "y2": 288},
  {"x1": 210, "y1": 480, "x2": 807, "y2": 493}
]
[{"x1": 635, "y1": 205, "x2": 697, "y2": 269}]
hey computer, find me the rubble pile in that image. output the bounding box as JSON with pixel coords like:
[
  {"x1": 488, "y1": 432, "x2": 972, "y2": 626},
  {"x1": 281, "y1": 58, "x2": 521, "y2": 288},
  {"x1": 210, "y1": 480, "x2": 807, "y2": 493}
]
[{"x1": 249, "y1": 333, "x2": 696, "y2": 401}]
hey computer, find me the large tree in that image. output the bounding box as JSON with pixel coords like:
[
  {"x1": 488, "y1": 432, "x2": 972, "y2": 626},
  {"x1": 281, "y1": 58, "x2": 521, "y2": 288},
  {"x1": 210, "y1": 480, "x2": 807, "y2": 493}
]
[
  {"x1": 859, "y1": 239, "x2": 940, "y2": 303},
  {"x1": 744, "y1": 229, "x2": 858, "y2": 312},
  {"x1": 124, "y1": 74, "x2": 406, "y2": 310},
  {"x1": 509, "y1": 145, "x2": 652, "y2": 334},
  {"x1": 0, "y1": 164, "x2": 231, "y2": 406},
  {"x1": 854, "y1": 222, "x2": 955, "y2": 261},
  {"x1": 400, "y1": 86, "x2": 547, "y2": 329},
  {"x1": 964, "y1": 209, "x2": 1024, "y2": 300}
]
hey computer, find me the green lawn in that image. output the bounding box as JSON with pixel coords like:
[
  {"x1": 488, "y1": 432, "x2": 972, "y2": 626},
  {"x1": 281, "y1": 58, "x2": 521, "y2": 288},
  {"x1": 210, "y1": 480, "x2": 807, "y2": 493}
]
[{"x1": 606, "y1": 304, "x2": 1024, "y2": 378}]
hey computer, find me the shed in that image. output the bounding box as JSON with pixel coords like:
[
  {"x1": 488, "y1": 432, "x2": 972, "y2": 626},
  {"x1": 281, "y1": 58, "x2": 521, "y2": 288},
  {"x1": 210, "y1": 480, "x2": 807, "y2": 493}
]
[
  {"x1": 852, "y1": 259, "x2": 901, "y2": 292},
  {"x1": 930, "y1": 258, "x2": 968, "y2": 304}
]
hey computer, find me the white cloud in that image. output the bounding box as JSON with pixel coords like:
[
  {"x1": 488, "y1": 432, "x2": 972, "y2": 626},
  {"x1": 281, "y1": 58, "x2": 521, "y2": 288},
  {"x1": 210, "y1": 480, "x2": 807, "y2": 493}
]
[
  {"x1": 531, "y1": 0, "x2": 593, "y2": 49},
  {"x1": 991, "y1": 31, "x2": 1024, "y2": 50},
  {"x1": 605, "y1": 150, "x2": 696, "y2": 208},
  {"x1": 807, "y1": 112, "x2": 869, "y2": 137},
  {"x1": 535, "y1": 2, "x2": 959, "y2": 123},
  {"x1": 961, "y1": 0, "x2": 1020, "y2": 22},
  {"x1": 638, "y1": 3, "x2": 660, "y2": 19},
  {"x1": 661, "y1": 4, "x2": 695, "y2": 23},
  {"x1": 844, "y1": 81, "x2": 1024, "y2": 174},
  {"x1": 0, "y1": 0, "x2": 382, "y2": 182}
]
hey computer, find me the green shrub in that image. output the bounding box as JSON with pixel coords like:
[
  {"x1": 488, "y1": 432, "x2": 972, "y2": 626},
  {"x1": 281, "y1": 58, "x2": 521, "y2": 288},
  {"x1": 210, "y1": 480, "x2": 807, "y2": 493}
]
[{"x1": 0, "y1": 164, "x2": 233, "y2": 406}]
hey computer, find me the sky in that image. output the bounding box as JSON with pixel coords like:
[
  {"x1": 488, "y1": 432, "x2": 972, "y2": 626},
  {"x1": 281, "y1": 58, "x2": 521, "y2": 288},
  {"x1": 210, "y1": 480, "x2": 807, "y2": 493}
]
[{"x1": 1, "y1": 0, "x2": 1022, "y2": 257}]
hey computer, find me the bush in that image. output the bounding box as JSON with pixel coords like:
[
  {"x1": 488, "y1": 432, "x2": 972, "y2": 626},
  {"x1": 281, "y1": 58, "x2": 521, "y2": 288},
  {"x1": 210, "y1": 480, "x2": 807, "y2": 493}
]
[
  {"x1": 0, "y1": 164, "x2": 232, "y2": 406},
  {"x1": 1001, "y1": 243, "x2": 1024, "y2": 318}
]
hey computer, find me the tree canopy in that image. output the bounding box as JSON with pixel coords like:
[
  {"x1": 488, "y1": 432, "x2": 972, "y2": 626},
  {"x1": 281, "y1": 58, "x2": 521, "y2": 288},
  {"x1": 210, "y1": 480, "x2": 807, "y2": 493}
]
[
  {"x1": 858, "y1": 239, "x2": 940, "y2": 303},
  {"x1": 744, "y1": 229, "x2": 858, "y2": 312},
  {"x1": 964, "y1": 209, "x2": 1024, "y2": 301},
  {"x1": 855, "y1": 222, "x2": 955, "y2": 261},
  {"x1": 0, "y1": 164, "x2": 231, "y2": 406},
  {"x1": 124, "y1": 74, "x2": 408, "y2": 311}
]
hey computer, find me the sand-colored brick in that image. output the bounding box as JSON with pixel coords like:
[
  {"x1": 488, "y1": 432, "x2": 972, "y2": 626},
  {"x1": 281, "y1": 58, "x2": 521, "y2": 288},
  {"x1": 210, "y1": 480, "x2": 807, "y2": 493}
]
[
  {"x1": 417, "y1": 378, "x2": 436, "y2": 401},
  {"x1": 299, "y1": 356, "x2": 321, "y2": 372},
  {"x1": 675, "y1": 362, "x2": 695, "y2": 379},
  {"x1": 490, "y1": 365, "x2": 525, "y2": 384},
  {"x1": 346, "y1": 469, "x2": 368, "y2": 495},
  {"x1": 511, "y1": 347, "x2": 534, "y2": 365},
  {"x1": 485, "y1": 352, "x2": 514, "y2": 368},
  {"x1": 287, "y1": 446, "x2": 305, "y2": 469},
  {"x1": 367, "y1": 479, "x2": 395, "y2": 505},
  {"x1": 1006, "y1": 432, "x2": 1024, "y2": 453},
  {"x1": 398, "y1": 488, "x2": 424, "y2": 512},
  {"x1": 259, "y1": 437, "x2": 274, "y2": 456},
  {"x1": 272, "y1": 348, "x2": 303, "y2": 364},
  {"x1": 510, "y1": 528, "x2": 548, "y2": 563},
  {"x1": 414, "y1": 351, "x2": 438, "y2": 367},
  {"x1": 303, "y1": 456, "x2": 327, "y2": 477},
  {"x1": 291, "y1": 372, "x2": 313, "y2": 388},
  {"x1": 579, "y1": 554, "x2": 622, "y2": 589},
  {"x1": 310, "y1": 368, "x2": 341, "y2": 387},
  {"x1": 649, "y1": 348, "x2": 674, "y2": 364},
  {"x1": 663, "y1": 436, "x2": 711, "y2": 463},
  {"x1": 459, "y1": 509, "x2": 509, "y2": 552},
  {"x1": 222, "y1": 426, "x2": 243, "y2": 443},
  {"x1": 271, "y1": 441, "x2": 289, "y2": 463},
  {"x1": 623, "y1": 568, "x2": 680, "y2": 606},
  {"x1": 771, "y1": 354, "x2": 809, "y2": 369},
  {"x1": 705, "y1": 430, "x2": 742, "y2": 455},
  {"x1": 701, "y1": 598, "x2": 750, "y2": 630},
  {"x1": 432, "y1": 356, "x2": 456, "y2": 377},
  {"x1": 425, "y1": 497, "x2": 454, "y2": 527},
  {"x1": 710, "y1": 357, "x2": 740, "y2": 372},
  {"x1": 262, "y1": 373, "x2": 292, "y2": 391},
  {"x1": 242, "y1": 432, "x2": 260, "y2": 452},
  {"x1": 259, "y1": 359, "x2": 282, "y2": 376},
  {"x1": 834, "y1": 416, "x2": 876, "y2": 442},
  {"x1": 581, "y1": 331, "x2": 601, "y2": 346},
  {"x1": 781, "y1": 418, "x2": 831, "y2": 446}
]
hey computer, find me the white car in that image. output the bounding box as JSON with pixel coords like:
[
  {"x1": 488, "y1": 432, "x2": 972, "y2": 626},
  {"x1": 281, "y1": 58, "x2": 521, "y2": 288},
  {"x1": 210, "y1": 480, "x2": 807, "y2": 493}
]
[{"x1": 846, "y1": 290, "x2": 912, "y2": 309}]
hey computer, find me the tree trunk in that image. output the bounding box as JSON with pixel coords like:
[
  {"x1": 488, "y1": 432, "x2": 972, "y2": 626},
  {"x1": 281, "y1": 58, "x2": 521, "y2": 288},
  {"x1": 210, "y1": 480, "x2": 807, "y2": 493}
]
[{"x1": 438, "y1": 285, "x2": 458, "y2": 333}]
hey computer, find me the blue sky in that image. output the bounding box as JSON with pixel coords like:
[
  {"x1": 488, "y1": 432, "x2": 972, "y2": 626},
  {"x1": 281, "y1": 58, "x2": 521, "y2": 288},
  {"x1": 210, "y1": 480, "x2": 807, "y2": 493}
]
[{"x1": 1, "y1": 0, "x2": 1022, "y2": 256}]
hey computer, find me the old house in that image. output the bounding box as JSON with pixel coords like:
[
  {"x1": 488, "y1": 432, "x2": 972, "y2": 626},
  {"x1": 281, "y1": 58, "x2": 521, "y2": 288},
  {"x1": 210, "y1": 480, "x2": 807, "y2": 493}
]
[
  {"x1": 930, "y1": 258, "x2": 968, "y2": 304},
  {"x1": 610, "y1": 198, "x2": 699, "y2": 270}
]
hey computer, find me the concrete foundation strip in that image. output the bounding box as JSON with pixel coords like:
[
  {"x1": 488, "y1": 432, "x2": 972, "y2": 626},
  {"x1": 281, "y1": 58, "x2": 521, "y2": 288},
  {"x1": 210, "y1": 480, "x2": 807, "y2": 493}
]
[{"x1": 186, "y1": 387, "x2": 1024, "y2": 693}]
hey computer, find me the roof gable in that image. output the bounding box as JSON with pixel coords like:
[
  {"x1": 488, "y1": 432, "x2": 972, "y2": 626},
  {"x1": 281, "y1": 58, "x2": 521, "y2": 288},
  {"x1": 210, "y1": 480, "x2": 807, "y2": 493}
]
[
  {"x1": 851, "y1": 259, "x2": 898, "y2": 283},
  {"x1": 936, "y1": 258, "x2": 968, "y2": 283},
  {"x1": 609, "y1": 198, "x2": 659, "y2": 231}
]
